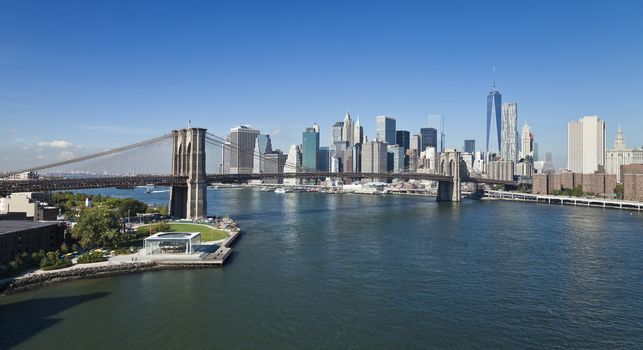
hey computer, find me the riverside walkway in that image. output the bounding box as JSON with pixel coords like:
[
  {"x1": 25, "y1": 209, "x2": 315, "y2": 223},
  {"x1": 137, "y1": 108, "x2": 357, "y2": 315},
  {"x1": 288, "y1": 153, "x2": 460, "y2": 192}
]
[{"x1": 483, "y1": 190, "x2": 643, "y2": 211}]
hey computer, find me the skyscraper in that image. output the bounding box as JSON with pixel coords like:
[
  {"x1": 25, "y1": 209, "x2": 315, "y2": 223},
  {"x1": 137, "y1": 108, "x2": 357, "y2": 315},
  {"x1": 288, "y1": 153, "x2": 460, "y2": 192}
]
[
  {"x1": 229, "y1": 126, "x2": 260, "y2": 174},
  {"x1": 567, "y1": 115, "x2": 606, "y2": 174},
  {"x1": 341, "y1": 113, "x2": 353, "y2": 145},
  {"x1": 331, "y1": 122, "x2": 343, "y2": 145},
  {"x1": 361, "y1": 140, "x2": 388, "y2": 174},
  {"x1": 387, "y1": 144, "x2": 405, "y2": 173},
  {"x1": 420, "y1": 127, "x2": 437, "y2": 151},
  {"x1": 486, "y1": 80, "x2": 502, "y2": 153},
  {"x1": 318, "y1": 147, "x2": 330, "y2": 172},
  {"x1": 410, "y1": 134, "x2": 421, "y2": 153},
  {"x1": 284, "y1": 144, "x2": 302, "y2": 185},
  {"x1": 263, "y1": 151, "x2": 287, "y2": 184},
  {"x1": 353, "y1": 116, "x2": 364, "y2": 145},
  {"x1": 464, "y1": 139, "x2": 475, "y2": 153},
  {"x1": 500, "y1": 103, "x2": 518, "y2": 162},
  {"x1": 376, "y1": 116, "x2": 396, "y2": 144},
  {"x1": 519, "y1": 123, "x2": 534, "y2": 162},
  {"x1": 252, "y1": 134, "x2": 273, "y2": 174},
  {"x1": 395, "y1": 130, "x2": 410, "y2": 151},
  {"x1": 302, "y1": 124, "x2": 320, "y2": 171}
]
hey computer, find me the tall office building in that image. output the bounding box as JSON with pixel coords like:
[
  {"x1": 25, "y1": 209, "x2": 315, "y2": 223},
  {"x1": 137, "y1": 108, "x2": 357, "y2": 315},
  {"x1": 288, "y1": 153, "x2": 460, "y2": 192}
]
[
  {"x1": 486, "y1": 80, "x2": 502, "y2": 153},
  {"x1": 229, "y1": 126, "x2": 260, "y2": 174},
  {"x1": 220, "y1": 137, "x2": 231, "y2": 174},
  {"x1": 387, "y1": 145, "x2": 405, "y2": 173},
  {"x1": 353, "y1": 116, "x2": 364, "y2": 145},
  {"x1": 376, "y1": 116, "x2": 396, "y2": 144},
  {"x1": 533, "y1": 142, "x2": 539, "y2": 161},
  {"x1": 263, "y1": 151, "x2": 287, "y2": 184},
  {"x1": 252, "y1": 134, "x2": 273, "y2": 174},
  {"x1": 606, "y1": 126, "x2": 643, "y2": 182},
  {"x1": 318, "y1": 147, "x2": 330, "y2": 172},
  {"x1": 567, "y1": 115, "x2": 606, "y2": 174},
  {"x1": 519, "y1": 123, "x2": 534, "y2": 162},
  {"x1": 302, "y1": 124, "x2": 320, "y2": 171},
  {"x1": 500, "y1": 103, "x2": 518, "y2": 162},
  {"x1": 464, "y1": 139, "x2": 475, "y2": 153},
  {"x1": 284, "y1": 144, "x2": 302, "y2": 185},
  {"x1": 395, "y1": 130, "x2": 410, "y2": 151},
  {"x1": 341, "y1": 113, "x2": 354, "y2": 145},
  {"x1": 420, "y1": 127, "x2": 438, "y2": 151},
  {"x1": 410, "y1": 134, "x2": 421, "y2": 153},
  {"x1": 331, "y1": 122, "x2": 343, "y2": 145},
  {"x1": 361, "y1": 140, "x2": 388, "y2": 174}
]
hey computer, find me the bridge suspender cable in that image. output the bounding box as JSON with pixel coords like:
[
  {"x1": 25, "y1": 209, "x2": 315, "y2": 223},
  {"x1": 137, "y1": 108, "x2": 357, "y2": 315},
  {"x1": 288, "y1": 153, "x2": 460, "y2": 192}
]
[{"x1": 6, "y1": 133, "x2": 173, "y2": 177}]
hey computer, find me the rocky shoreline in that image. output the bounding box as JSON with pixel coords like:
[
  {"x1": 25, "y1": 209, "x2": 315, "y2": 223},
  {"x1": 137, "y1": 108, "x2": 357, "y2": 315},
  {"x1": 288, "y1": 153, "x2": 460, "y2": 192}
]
[
  {"x1": 0, "y1": 218, "x2": 242, "y2": 296},
  {"x1": 0, "y1": 262, "x2": 223, "y2": 295}
]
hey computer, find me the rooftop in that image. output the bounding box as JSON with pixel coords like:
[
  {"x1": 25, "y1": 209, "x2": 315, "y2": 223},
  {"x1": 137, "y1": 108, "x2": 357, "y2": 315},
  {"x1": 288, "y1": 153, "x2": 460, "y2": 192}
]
[
  {"x1": 145, "y1": 231, "x2": 201, "y2": 240},
  {"x1": 0, "y1": 220, "x2": 61, "y2": 235}
]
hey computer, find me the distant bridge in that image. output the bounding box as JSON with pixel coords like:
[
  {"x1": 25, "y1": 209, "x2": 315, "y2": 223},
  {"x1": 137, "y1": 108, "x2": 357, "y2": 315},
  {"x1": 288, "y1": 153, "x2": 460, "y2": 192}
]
[{"x1": 1, "y1": 127, "x2": 521, "y2": 219}]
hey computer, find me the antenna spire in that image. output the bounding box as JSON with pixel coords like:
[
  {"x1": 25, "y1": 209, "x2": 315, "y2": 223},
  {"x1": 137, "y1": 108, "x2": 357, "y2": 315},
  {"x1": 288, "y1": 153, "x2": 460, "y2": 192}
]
[{"x1": 492, "y1": 65, "x2": 496, "y2": 90}]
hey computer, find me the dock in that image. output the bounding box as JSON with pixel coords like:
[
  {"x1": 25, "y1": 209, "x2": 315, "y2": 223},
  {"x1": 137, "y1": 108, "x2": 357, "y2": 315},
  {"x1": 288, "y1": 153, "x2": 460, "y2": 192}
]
[
  {"x1": 150, "y1": 228, "x2": 241, "y2": 267},
  {"x1": 483, "y1": 189, "x2": 643, "y2": 211}
]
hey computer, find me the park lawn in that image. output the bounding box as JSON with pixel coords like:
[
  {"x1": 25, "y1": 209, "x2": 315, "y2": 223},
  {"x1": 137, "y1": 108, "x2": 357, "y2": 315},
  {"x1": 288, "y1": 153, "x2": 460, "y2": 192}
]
[{"x1": 138, "y1": 223, "x2": 228, "y2": 242}]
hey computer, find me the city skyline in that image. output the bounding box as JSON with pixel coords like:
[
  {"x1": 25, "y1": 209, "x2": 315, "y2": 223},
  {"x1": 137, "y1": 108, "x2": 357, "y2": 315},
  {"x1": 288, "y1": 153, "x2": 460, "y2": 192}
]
[{"x1": 2, "y1": 1, "x2": 643, "y2": 170}]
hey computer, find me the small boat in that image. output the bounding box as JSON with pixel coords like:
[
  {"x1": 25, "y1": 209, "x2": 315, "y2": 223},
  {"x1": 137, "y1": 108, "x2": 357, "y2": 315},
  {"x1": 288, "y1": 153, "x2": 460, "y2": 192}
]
[
  {"x1": 259, "y1": 186, "x2": 272, "y2": 192},
  {"x1": 274, "y1": 188, "x2": 287, "y2": 194}
]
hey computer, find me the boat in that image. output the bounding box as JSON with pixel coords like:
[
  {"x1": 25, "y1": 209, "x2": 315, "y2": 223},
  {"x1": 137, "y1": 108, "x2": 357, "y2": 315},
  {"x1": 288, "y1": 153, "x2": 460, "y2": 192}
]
[
  {"x1": 274, "y1": 188, "x2": 287, "y2": 194},
  {"x1": 259, "y1": 186, "x2": 272, "y2": 192}
]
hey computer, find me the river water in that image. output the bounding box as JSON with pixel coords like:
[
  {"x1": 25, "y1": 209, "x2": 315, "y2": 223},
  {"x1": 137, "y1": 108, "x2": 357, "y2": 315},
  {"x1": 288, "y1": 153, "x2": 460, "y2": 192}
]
[{"x1": 1, "y1": 188, "x2": 642, "y2": 349}]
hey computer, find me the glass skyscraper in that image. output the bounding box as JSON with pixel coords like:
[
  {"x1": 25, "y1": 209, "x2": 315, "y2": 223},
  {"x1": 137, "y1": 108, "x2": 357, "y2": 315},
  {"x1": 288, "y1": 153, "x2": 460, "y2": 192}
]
[
  {"x1": 302, "y1": 124, "x2": 320, "y2": 171},
  {"x1": 420, "y1": 127, "x2": 437, "y2": 151},
  {"x1": 464, "y1": 139, "x2": 475, "y2": 153},
  {"x1": 395, "y1": 130, "x2": 410, "y2": 151},
  {"x1": 486, "y1": 87, "x2": 502, "y2": 154}
]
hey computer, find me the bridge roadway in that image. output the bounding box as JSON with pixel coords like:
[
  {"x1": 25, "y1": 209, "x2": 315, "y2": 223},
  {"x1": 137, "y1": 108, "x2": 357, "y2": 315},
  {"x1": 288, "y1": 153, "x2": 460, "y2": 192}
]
[{"x1": 0, "y1": 172, "x2": 518, "y2": 195}]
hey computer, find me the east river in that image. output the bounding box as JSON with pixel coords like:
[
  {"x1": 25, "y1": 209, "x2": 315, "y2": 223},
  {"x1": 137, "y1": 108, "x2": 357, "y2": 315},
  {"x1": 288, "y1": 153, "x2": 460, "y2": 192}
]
[{"x1": 1, "y1": 188, "x2": 642, "y2": 349}]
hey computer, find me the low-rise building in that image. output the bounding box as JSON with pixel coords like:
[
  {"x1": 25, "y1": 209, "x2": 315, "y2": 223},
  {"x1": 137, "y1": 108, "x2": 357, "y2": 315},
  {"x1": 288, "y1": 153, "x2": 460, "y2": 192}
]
[
  {"x1": 0, "y1": 221, "x2": 66, "y2": 265},
  {"x1": 531, "y1": 172, "x2": 617, "y2": 196}
]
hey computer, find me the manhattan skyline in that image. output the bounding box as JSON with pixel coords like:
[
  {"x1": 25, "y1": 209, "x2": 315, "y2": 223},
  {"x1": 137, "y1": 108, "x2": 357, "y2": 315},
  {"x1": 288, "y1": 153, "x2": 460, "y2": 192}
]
[{"x1": 2, "y1": 1, "x2": 643, "y2": 170}]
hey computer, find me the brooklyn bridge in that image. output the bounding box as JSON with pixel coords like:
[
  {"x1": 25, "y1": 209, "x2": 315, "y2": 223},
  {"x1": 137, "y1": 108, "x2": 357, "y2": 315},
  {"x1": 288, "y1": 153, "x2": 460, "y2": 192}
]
[{"x1": 0, "y1": 128, "x2": 519, "y2": 219}]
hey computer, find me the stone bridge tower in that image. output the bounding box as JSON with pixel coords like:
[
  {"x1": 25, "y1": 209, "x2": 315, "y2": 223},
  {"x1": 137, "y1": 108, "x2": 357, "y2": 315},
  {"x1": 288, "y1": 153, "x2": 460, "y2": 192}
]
[
  {"x1": 436, "y1": 149, "x2": 463, "y2": 202},
  {"x1": 169, "y1": 128, "x2": 207, "y2": 219}
]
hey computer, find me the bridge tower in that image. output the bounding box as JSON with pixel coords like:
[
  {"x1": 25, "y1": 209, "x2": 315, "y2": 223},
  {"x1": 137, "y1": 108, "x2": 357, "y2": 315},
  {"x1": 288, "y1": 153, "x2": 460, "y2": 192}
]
[
  {"x1": 436, "y1": 150, "x2": 462, "y2": 202},
  {"x1": 170, "y1": 128, "x2": 207, "y2": 220}
]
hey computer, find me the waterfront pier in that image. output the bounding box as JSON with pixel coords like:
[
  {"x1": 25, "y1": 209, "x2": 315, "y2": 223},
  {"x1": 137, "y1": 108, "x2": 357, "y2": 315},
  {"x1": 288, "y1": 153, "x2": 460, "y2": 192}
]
[{"x1": 483, "y1": 189, "x2": 643, "y2": 211}]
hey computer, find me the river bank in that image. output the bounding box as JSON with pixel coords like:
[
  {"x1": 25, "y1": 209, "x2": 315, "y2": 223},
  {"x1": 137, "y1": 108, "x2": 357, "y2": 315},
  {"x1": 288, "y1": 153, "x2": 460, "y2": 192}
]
[{"x1": 0, "y1": 217, "x2": 242, "y2": 295}]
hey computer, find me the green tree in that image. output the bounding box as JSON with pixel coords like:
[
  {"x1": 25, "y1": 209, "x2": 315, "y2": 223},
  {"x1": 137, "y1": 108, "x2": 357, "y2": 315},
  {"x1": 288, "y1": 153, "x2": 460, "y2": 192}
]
[
  {"x1": 72, "y1": 206, "x2": 122, "y2": 248},
  {"x1": 614, "y1": 183, "x2": 624, "y2": 199}
]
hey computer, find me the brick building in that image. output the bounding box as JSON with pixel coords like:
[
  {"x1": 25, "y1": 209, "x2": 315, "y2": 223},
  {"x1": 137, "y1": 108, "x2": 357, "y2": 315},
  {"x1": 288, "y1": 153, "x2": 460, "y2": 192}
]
[
  {"x1": 531, "y1": 172, "x2": 617, "y2": 196},
  {"x1": 622, "y1": 164, "x2": 643, "y2": 202},
  {"x1": 0, "y1": 221, "x2": 66, "y2": 265}
]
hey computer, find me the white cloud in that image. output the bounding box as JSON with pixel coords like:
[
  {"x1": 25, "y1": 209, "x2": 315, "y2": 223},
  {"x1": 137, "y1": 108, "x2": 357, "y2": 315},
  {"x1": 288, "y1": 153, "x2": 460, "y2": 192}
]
[
  {"x1": 36, "y1": 155, "x2": 46, "y2": 159},
  {"x1": 37, "y1": 140, "x2": 74, "y2": 148}
]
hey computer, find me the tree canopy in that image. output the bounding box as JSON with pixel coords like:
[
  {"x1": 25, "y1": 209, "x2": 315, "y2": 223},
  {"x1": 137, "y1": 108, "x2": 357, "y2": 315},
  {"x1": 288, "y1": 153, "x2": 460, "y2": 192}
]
[{"x1": 72, "y1": 206, "x2": 122, "y2": 248}]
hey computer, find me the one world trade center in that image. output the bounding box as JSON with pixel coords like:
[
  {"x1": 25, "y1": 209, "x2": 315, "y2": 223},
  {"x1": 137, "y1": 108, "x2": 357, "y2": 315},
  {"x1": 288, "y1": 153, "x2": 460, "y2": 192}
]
[{"x1": 486, "y1": 74, "x2": 502, "y2": 155}]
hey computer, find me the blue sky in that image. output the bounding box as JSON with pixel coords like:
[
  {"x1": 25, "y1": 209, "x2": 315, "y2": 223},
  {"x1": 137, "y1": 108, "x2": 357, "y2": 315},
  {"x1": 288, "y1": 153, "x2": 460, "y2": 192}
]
[{"x1": 1, "y1": 0, "x2": 643, "y2": 170}]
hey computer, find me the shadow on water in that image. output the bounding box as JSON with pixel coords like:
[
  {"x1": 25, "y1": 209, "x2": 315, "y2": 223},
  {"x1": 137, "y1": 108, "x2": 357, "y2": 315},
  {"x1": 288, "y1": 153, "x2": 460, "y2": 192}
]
[{"x1": 0, "y1": 292, "x2": 109, "y2": 348}]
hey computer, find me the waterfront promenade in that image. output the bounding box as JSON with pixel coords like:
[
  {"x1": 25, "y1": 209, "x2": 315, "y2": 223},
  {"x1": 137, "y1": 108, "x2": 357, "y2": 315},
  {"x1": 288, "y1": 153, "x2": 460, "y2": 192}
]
[{"x1": 483, "y1": 189, "x2": 643, "y2": 211}]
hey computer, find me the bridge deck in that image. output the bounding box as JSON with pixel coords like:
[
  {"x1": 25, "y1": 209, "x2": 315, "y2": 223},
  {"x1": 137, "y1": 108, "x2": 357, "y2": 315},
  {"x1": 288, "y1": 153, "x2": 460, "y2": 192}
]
[{"x1": 0, "y1": 173, "x2": 519, "y2": 195}]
